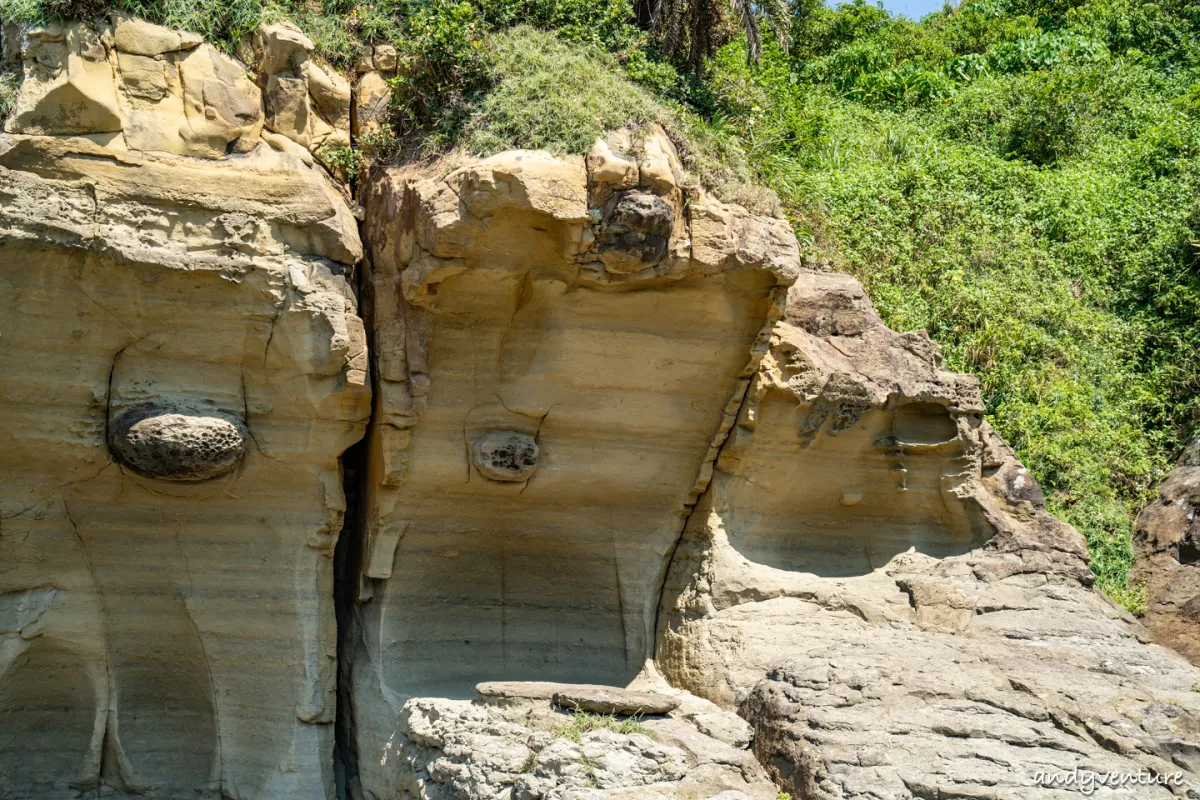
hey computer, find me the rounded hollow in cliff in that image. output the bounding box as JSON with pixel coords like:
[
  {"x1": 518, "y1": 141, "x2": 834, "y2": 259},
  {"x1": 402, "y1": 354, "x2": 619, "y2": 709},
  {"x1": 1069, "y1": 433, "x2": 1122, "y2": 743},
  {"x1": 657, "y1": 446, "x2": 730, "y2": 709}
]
[
  {"x1": 471, "y1": 431, "x2": 538, "y2": 482},
  {"x1": 108, "y1": 403, "x2": 248, "y2": 481}
]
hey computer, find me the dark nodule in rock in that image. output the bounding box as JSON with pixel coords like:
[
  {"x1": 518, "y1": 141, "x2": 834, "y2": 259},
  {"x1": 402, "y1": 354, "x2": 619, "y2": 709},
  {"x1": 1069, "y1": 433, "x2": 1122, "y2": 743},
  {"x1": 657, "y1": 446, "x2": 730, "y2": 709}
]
[
  {"x1": 108, "y1": 403, "x2": 248, "y2": 481},
  {"x1": 472, "y1": 431, "x2": 538, "y2": 482},
  {"x1": 597, "y1": 192, "x2": 673, "y2": 273}
]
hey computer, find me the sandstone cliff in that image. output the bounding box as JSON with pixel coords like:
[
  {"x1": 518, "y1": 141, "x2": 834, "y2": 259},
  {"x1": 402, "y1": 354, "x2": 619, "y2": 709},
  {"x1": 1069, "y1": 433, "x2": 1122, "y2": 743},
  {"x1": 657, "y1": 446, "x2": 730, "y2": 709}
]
[
  {"x1": 0, "y1": 15, "x2": 368, "y2": 799},
  {"x1": 0, "y1": 15, "x2": 1198, "y2": 800}
]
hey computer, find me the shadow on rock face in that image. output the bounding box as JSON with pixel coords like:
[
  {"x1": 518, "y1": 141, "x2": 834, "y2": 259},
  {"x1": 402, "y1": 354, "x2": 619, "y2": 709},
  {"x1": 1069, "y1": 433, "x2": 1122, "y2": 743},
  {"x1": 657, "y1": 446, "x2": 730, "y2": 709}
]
[{"x1": 107, "y1": 402, "x2": 248, "y2": 481}]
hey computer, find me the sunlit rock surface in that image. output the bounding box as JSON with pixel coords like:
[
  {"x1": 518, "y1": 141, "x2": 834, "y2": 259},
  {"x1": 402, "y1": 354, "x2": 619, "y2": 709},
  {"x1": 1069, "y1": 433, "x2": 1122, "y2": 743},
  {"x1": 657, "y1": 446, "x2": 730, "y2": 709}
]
[{"x1": 0, "y1": 15, "x2": 1197, "y2": 800}]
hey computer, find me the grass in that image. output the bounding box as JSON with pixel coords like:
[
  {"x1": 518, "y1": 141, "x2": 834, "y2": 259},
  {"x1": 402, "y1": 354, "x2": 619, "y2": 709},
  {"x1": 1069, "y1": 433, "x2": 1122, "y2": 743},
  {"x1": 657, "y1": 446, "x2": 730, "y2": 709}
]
[
  {"x1": 457, "y1": 26, "x2": 660, "y2": 156},
  {"x1": 0, "y1": 69, "x2": 17, "y2": 119},
  {"x1": 554, "y1": 708, "x2": 650, "y2": 742},
  {"x1": 1106, "y1": 581, "x2": 1147, "y2": 617}
]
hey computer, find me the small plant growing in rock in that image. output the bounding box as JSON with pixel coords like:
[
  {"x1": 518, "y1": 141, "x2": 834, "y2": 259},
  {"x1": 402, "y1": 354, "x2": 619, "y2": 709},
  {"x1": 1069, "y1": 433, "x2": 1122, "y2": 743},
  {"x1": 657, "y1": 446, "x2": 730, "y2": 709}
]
[
  {"x1": 554, "y1": 708, "x2": 649, "y2": 741},
  {"x1": 579, "y1": 754, "x2": 598, "y2": 788},
  {"x1": 0, "y1": 70, "x2": 18, "y2": 124},
  {"x1": 1107, "y1": 581, "x2": 1147, "y2": 617},
  {"x1": 316, "y1": 144, "x2": 366, "y2": 187}
]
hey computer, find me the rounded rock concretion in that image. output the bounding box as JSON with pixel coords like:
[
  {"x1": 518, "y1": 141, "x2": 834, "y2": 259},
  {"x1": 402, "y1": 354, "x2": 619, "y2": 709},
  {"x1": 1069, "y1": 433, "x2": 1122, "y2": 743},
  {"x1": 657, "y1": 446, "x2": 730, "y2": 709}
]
[
  {"x1": 597, "y1": 192, "x2": 674, "y2": 274},
  {"x1": 472, "y1": 431, "x2": 538, "y2": 482},
  {"x1": 108, "y1": 404, "x2": 248, "y2": 481}
]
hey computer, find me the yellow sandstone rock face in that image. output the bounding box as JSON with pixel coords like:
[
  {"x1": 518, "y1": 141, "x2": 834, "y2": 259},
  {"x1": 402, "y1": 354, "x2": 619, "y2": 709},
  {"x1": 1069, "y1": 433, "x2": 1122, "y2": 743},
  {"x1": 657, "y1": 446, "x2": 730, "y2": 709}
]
[
  {"x1": 0, "y1": 19, "x2": 369, "y2": 797},
  {"x1": 346, "y1": 129, "x2": 799, "y2": 797}
]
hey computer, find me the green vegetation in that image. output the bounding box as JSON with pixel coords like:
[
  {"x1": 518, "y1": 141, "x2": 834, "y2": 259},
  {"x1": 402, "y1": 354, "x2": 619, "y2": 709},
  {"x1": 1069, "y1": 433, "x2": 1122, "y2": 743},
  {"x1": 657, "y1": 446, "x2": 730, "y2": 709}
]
[
  {"x1": 2, "y1": 0, "x2": 1196, "y2": 609},
  {"x1": 0, "y1": 68, "x2": 17, "y2": 119},
  {"x1": 696, "y1": 0, "x2": 1200, "y2": 606},
  {"x1": 452, "y1": 27, "x2": 659, "y2": 155},
  {"x1": 1106, "y1": 580, "x2": 1147, "y2": 616},
  {"x1": 554, "y1": 708, "x2": 650, "y2": 741}
]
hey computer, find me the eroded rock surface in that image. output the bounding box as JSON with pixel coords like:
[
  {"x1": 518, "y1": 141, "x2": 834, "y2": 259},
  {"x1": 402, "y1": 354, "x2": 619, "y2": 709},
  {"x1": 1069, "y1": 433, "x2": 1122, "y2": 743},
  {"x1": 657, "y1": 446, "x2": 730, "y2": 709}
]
[
  {"x1": 0, "y1": 17, "x2": 368, "y2": 798},
  {"x1": 1136, "y1": 437, "x2": 1200, "y2": 666},
  {"x1": 344, "y1": 128, "x2": 798, "y2": 798},
  {"x1": 656, "y1": 274, "x2": 1200, "y2": 798},
  {"x1": 376, "y1": 684, "x2": 777, "y2": 800},
  {"x1": 108, "y1": 403, "x2": 249, "y2": 481}
]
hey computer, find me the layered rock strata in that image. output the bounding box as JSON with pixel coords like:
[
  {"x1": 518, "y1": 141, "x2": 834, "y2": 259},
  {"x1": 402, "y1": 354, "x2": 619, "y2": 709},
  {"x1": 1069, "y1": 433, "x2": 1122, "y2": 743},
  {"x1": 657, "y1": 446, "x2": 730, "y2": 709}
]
[
  {"x1": 0, "y1": 17, "x2": 368, "y2": 799},
  {"x1": 346, "y1": 129, "x2": 799, "y2": 798},
  {"x1": 657, "y1": 274, "x2": 1200, "y2": 799}
]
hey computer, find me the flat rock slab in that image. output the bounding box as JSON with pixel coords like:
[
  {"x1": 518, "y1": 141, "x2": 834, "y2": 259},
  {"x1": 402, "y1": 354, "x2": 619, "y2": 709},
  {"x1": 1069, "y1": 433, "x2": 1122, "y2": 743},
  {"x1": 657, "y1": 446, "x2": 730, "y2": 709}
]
[{"x1": 476, "y1": 681, "x2": 680, "y2": 715}]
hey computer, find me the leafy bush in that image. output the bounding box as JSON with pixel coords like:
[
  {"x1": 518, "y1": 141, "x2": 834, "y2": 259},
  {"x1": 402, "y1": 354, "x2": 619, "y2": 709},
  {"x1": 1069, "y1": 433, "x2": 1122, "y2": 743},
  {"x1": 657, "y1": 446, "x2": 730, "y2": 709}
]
[{"x1": 699, "y1": 0, "x2": 1200, "y2": 607}]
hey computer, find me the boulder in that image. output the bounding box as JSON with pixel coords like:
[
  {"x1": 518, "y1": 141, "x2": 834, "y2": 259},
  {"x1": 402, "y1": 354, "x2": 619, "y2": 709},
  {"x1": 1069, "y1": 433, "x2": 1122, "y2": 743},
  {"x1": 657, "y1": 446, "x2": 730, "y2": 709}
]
[
  {"x1": 373, "y1": 43, "x2": 397, "y2": 72},
  {"x1": 353, "y1": 68, "x2": 392, "y2": 141},
  {"x1": 4, "y1": 23, "x2": 122, "y2": 135},
  {"x1": 108, "y1": 403, "x2": 248, "y2": 481},
  {"x1": 551, "y1": 687, "x2": 681, "y2": 716},
  {"x1": 111, "y1": 11, "x2": 187, "y2": 56},
  {"x1": 596, "y1": 191, "x2": 674, "y2": 273},
  {"x1": 472, "y1": 431, "x2": 539, "y2": 482},
  {"x1": 178, "y1": 43, "x2": 263, "y2": 156}
]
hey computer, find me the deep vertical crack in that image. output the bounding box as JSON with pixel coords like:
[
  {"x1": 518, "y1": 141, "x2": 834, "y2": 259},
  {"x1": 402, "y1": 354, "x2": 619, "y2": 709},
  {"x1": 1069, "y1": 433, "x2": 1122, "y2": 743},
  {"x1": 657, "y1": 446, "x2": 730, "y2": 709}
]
[
  {"x1": 333, "y1": 435, "x2": 368, "y2": 800},
  {"x1": 333, "y1": 220, "x2": 375, "y2": 800}
]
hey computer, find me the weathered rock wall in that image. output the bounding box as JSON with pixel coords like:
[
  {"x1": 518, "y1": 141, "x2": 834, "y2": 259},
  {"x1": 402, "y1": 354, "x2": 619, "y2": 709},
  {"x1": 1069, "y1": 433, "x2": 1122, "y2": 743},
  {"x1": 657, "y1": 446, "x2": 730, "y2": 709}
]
[
  {"x1": 656, "y1": 275, "x2": 1200, "y2": 798},
  {"x1": 0, "y1": 14, "x2": 1198, "y2": 800},
  {"x1": 0, "y1": 16, "x2": 368, "y2": 798},
  {"x1": 345, "y1": 131, "x2": 800, "y2": 798},
  {"x1": 1135, "y1": 437, "x2": 1200, "y2": 666}
]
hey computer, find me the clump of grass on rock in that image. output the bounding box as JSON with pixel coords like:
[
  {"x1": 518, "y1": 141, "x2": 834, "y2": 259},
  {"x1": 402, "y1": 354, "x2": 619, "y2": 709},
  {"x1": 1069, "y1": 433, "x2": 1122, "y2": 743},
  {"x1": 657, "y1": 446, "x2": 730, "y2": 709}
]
[{"x1": 460, "y1": 26, "x2": 660, "y2": 156}]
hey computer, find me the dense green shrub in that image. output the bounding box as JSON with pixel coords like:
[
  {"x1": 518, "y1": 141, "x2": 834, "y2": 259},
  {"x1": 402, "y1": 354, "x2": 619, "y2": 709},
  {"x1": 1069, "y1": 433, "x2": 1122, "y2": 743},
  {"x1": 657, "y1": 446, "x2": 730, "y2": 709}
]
[
  {"x1": 700, "y1": 0, "x2": 1200, "y2": 605},
  {"x1": 456, "y1": 27, "x2": 659, "y2": 154}
]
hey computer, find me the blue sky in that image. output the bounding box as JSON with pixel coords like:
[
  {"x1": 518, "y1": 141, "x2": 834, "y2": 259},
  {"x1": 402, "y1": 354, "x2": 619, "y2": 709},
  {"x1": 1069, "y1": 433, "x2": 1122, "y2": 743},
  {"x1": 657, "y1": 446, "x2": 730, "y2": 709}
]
[{"x1": 872, "y1": 0, "x2": 948, "y2": 19}]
